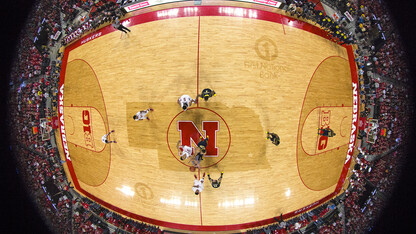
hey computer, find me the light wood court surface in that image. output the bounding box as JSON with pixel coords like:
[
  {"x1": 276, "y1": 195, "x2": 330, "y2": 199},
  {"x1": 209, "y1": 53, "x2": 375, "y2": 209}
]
[{"x1": 58, "y1": 3, "x2": 357, "y2": 231}]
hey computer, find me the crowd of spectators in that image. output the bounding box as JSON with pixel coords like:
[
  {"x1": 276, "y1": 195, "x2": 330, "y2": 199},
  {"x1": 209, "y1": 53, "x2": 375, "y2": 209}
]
[
  {"x1": 10, "y1": 77, "x2": 57, "y2": 153},
  {"x1": 7, "y1": 0, "x2": 413, "y2": 233},
  {"x1": 352, "y1": 0, "x2": 412, "y2": 157},
  {"x1": 61, "y1": 0, "x2": 126, "y2": 45},
  {"x1": 73, "y1": 204, "x2": 111, "y2": 233},
  {"x1": 70, "y1": 197, "x2": 162, "y2": 233},
  {"x1": 366, "y1": 150, "x2": 402, "y2": 196},
  {"x1": 246, "y1": 202, "x2": 342, "y2": 233},
  {"x1": 354, "y1": 0, "x2": 393, "y2": 38},
  {"x1": 373, "y1": 35, "x2": 409, "y2": 82},
  {"x1": 341, "y1": 148, "x2": 404, "y2": 232},
  {"x1": 87, "y1": 200, "x2": 162, "y2": 233},
  {"x1": 285, "y1": 0, "x2": 355, "y2": 45},
  {"x1": 353, "y1": 0, "x2": 410, "y2": 83},
  {"x1": 12, "y1": 146, "x2": 72, "y2": 233}
]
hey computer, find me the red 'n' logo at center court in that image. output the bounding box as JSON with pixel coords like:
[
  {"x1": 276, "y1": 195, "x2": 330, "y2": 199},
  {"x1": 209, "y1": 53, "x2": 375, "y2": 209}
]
[{"x1": 178, "y1": 121, "x2": 219, "y2": 157}]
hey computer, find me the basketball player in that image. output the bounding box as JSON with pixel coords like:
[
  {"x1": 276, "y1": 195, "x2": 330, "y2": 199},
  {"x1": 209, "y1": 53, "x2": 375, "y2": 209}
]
[
  {"x1": 133, "y1": 108, "x2": 154, "y2": 121},
  {"x1": 177, "y1": 94, "x2": 197, "y2": 111},
  {"x1": 176, "y1": 140, "x2": 193, "y2": 161},
  {"x1": 192, "y1": 173, "x2": 205, "y2": 195},
  {"x1": 102, "y1": 130, "x2": 117, "y2": 144},
  {"x1": 198, "y1": 88, "x2": 216, "y2": 102},
  {"x1": 190, "y1": 158, "x2": 200, "y2": 169},
  {"x1": 266, "y1": 132, "x2": 280, "y2": 146},
  {"x1": 318, "y1": 127, "x2": 336, "y2": 137},
  {"x1": 192, "y1": 136, "x2": 209, "y2": 167},
  {"x1": 187, "y1": 146, "x2": 205, "y2": 169},
  {"x1": 207, "y1": 172, "x2": 223, "y2": 188},
  {"x1": 194, "y1": 146, "x2": 206, "y2": 165},
  {"x1": 197, "y1": 135, "x2": 209, "y2": 153}
]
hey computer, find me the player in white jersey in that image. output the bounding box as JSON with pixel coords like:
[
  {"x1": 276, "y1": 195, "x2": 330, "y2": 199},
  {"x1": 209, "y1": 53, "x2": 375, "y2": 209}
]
[
  {"x1": 192, "y1": 173, "x2": 205, "y2": 195},
  {"x1": 176, "y1": 140, "x2": 193, "y2": 161},
  {"x1": 133, "y1": 108, "x2": 154, "y2": 121},
  {"x1": 102, "y1": 130, "x2": 117, "y2": 144},
  {"x1": 177, "y1": 94, "x2": 197, "y2": 111}
]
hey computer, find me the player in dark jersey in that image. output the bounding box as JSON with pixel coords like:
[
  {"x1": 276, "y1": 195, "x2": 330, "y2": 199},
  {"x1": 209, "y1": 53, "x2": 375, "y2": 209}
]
[
  {"x1": 208, "y1": 172, "x2": 223, "y2": 188},
  {"x1": 266, "y1": 132, "x2": 280, "y2": 146},
  {"x1": 318, "y1": 127, "x2": 336, "y2": 137},
  {"x1": 191, "y1": 147, "x2": 206, "y2": 169},
  {"x1": 197, "y1": 135, "x2": 209, "y2": 153},
  {"x1": 195, "y1": 148, "x2": 205, "y2": 162},
  {"x1": 198, "y1": 88, "x2": 216, "y2": 102}
]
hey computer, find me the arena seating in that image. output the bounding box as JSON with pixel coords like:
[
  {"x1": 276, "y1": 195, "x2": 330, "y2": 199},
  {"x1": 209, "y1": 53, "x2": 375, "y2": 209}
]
[{"x1": 8, "y1": 0, "x2": 412, "y2": 233}]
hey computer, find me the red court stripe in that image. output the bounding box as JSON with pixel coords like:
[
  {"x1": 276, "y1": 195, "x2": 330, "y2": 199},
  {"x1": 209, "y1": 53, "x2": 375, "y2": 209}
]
[
  {"x1": 199, "y1": 191, "x2": 203, "y2": 225},
  {"x1": 280, "y1": 13, "x2": 286, "y2": 35},
  {"x1": 197, "y1": 16, "x2": 201, "y2": 107}
]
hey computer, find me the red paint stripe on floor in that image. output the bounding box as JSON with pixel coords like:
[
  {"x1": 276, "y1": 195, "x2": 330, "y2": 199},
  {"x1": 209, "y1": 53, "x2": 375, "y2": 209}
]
[{"x1": 197, "y1": 16, "x2": 200, "y2": 107}]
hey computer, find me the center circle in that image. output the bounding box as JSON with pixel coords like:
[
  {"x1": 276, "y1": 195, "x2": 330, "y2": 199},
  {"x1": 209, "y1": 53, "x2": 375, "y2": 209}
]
[{"x1": 167, "y1": 107, "x2": 231, "y2": 169}]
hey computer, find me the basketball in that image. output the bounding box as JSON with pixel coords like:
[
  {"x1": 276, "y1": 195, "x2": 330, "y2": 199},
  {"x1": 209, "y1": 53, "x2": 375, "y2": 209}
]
[{"x1": 189, "y1": 166, "x2": 196, "y2": 172}]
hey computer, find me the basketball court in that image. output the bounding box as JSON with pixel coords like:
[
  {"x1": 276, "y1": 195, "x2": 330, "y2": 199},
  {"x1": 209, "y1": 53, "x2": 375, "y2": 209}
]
[{"x1": 56, "y1": 2, "x2": 359, "y2": 232}]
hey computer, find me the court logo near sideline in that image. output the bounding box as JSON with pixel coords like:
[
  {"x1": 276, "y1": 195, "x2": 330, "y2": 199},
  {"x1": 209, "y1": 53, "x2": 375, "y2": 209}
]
[
  {"x1": 318, "y1": 110, "x2": 331, "y2": 150},
  {"x1": 255, "y1": 36, "x2": 278, "y2": 61},
  {"x1": 82, "y1": 109, "x2": 95, "y2": 149},
  {"x1": 134, "y1": 182, "x2": 154, "y2": 200}
]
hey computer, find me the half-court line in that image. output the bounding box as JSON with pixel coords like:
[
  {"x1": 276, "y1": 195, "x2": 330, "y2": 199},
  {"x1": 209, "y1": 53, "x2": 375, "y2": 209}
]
[{"x1": 197, "y1": 16, "x2": 201, "y2": 107}]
